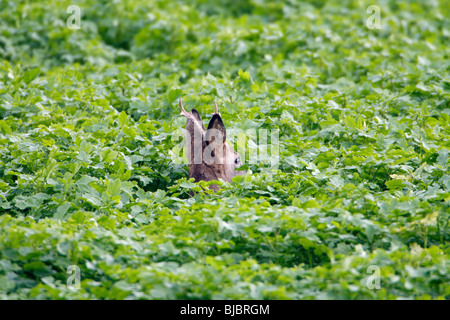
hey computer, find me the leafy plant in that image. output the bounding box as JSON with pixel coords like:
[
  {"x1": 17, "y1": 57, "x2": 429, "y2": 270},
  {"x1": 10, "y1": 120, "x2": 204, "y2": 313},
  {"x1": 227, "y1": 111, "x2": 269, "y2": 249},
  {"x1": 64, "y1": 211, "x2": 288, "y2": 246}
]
[{"x1": 0, "y1": 0, "x2": 448, "y2": 300}]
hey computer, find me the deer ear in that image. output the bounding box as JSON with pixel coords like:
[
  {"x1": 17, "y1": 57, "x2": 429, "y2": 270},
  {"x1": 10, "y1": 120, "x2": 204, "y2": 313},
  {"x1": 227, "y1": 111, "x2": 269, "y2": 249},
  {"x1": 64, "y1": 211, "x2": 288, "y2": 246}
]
[
  {"x1": 190, "y1": 109, "x2": 205, "y2": 129},
  {"x1": 191, "y1": 109, "x2": 202, "y2": 122},
  {"x1": 206, "y1": 114, "x2": 226, "y2": 145}
]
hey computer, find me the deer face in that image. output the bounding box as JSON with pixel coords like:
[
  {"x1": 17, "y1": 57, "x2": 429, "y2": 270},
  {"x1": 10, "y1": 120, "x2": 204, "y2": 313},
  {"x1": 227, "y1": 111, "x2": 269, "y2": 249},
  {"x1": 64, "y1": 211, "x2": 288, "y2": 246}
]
[{"x1": 180, "y1": 98, "x2": 245, "y2": 190}]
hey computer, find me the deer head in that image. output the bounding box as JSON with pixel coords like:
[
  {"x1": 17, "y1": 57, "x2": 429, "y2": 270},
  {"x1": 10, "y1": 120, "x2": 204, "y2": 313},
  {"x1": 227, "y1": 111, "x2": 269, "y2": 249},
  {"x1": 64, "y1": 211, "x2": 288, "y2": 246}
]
[{"x1": 179, "y1": 98, "x2": 245, "y2": 190}]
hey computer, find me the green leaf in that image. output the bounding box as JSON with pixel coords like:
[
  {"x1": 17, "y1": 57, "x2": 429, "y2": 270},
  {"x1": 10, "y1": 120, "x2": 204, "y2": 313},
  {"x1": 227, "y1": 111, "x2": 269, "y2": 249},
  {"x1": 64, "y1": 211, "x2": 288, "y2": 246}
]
[
  {"x1": 22, "y1": 68, "x2": 40, "y2": 84},
  {"x1": 386, "y1": 179, "x2": 406, "y2": 190}
]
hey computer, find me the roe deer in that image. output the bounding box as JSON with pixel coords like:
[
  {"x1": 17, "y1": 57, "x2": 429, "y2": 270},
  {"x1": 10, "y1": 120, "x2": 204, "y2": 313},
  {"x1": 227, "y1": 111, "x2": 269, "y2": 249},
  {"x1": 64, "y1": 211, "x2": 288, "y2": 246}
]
[{"x1": 179, "y1": 98, "x2": 245, "y2": 190}]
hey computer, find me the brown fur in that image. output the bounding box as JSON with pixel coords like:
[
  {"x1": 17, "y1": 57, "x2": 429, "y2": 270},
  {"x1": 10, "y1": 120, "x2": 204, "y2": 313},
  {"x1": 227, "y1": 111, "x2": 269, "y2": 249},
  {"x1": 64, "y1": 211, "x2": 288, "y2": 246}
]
[{"x1": 180, "y1": 98, "x2": 245, "y2": 190}]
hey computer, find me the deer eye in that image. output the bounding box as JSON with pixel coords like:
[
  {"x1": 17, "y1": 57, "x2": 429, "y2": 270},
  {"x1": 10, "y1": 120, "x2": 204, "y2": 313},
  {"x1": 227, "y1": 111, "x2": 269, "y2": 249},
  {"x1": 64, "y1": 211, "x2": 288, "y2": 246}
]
[{"x1": 235, "y1": 158, "x2": 239, "y2": 165}]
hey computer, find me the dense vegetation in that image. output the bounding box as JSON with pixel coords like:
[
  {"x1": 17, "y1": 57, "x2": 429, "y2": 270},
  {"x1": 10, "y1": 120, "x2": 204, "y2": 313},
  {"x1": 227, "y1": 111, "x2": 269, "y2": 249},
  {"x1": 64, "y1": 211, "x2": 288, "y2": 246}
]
[{"x1": 0, "y1": 0, "x2": 448, "y2": 299}]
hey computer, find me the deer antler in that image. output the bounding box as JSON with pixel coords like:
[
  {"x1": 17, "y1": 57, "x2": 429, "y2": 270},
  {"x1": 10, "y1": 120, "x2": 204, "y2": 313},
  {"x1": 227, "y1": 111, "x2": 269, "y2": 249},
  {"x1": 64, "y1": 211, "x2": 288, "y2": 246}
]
[
  {"x1": 179, "y1": 97, "x2": 201, "y2": 122},
  {"x1": 179, "y1": 97, "x2": 205, "y2": 135},
  {"x1": 212, "y1": 100, "x2": 221, "y2": 116},
  {"x1": 179, "y1": 98, "x2": 192, "y2": 118}
]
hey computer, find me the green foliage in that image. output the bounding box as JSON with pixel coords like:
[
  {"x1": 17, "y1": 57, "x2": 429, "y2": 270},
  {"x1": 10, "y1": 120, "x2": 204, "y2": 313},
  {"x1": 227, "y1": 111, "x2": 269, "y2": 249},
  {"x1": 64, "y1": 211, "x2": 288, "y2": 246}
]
[{"x1": 0, "y1": 0, "x2": 449, "y2": 299}]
